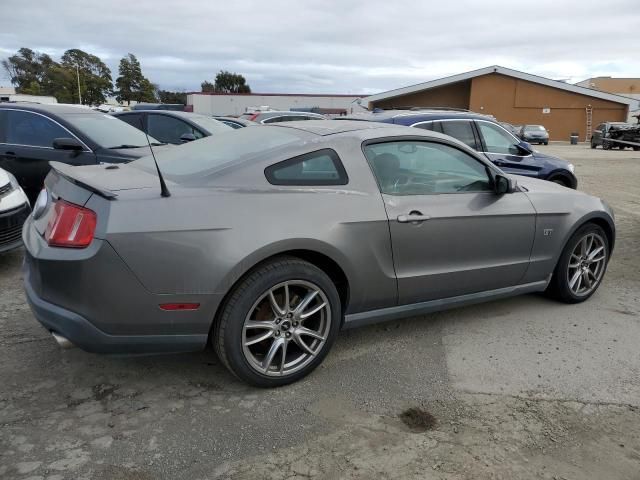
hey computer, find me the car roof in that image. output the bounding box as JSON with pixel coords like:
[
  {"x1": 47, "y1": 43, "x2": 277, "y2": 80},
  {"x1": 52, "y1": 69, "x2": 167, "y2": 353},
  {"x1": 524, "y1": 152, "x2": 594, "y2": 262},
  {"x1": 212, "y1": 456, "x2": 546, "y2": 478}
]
[
  {"x1": 269, "y1": 119, "x2": 401, "y2": 136},
  {"x1": 0, "y1": 102, "x2": 99, "y2": 115},
  {"x1": 342, "y1": 109, "x2": 494, "y2": 122},
  {"x1": 115, "y1": 110, "x2": 208, "y2": 120}
]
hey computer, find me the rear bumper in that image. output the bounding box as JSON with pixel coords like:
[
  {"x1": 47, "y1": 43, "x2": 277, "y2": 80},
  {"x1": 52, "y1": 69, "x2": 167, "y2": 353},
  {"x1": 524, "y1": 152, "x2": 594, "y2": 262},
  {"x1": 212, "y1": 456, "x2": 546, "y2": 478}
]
[{"x1": 24, "y1": 268, "x2": 208, "y2": 354}]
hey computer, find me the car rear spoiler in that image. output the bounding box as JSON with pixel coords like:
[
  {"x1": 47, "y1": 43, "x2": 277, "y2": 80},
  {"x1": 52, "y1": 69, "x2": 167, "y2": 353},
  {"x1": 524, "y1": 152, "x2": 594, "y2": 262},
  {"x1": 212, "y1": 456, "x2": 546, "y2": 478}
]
[{"x1": 49, "y1": 162, "x2": 118, "y2": 200}]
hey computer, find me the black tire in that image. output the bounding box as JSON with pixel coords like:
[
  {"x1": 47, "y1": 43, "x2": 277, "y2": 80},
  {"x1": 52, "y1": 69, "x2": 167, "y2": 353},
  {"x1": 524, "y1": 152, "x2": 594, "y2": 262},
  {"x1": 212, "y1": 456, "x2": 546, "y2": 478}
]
[
  {"x1": 213, "y1": 256, "x2": 341, "y2": 387},
  {"x1": 546, "y1": 223, "x2": 610, "y2": 304},
  {"x1": 544, "y1": 141, "x2": 549, "y2": 145},
  {"x1": 550, "y1": 177, "x2": 569, "y2": 188},
  {"x1": 590, "y1": 141, "x2": 597, "y2": 149},
  {"x1": 602, "y1": 141, "x2": 612, "y2": 150},
  {"x1": 619, "y1": 145, "x2": 626, "y2": 150},
  {"x1": 633, "y1": 146, "x2": 640, "y2": 151}
]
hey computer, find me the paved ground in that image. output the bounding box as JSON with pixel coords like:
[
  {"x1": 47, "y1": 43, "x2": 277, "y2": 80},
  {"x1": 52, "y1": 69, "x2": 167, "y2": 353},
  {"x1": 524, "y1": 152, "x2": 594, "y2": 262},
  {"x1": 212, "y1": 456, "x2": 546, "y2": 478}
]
[{"x1": 1, "y1": 143, "x2": 639, "y2": 480}]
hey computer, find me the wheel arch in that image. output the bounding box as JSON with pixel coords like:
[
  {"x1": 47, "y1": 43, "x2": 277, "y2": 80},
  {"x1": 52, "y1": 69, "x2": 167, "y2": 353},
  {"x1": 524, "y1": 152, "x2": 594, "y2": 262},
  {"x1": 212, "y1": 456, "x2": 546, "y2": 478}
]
[
  {"x1": 546, "y1": 170, "x2": 577, "y2": 189},
  {"x1": 561, "y1": 212, "x2": 616, "y2": 258},
  {"x1": 212, "y1": 240, "x2": 353, "y2": 330}
]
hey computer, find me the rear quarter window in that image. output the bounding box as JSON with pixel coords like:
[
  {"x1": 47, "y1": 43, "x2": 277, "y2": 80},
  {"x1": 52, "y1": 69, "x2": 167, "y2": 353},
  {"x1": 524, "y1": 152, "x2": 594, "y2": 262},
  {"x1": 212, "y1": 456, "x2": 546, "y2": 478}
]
[{"x1": 265, "y1": 149, "x2": 348, "y2": 186}]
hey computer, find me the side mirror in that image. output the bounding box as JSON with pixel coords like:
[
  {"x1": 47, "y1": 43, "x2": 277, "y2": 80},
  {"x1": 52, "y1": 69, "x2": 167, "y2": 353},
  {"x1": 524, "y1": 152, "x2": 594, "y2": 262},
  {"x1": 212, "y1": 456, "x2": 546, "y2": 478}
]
[
  {"x1": 180, "y1": 133, "x2": 196, "y2": 143},
  {"x1": 518, "y1": 141, "x2": 533, "y2": 154},
  {"x1": 53, "y1": 137, "x2": 83, "y2": 151},
  {"x1": 494, "y1": 174, "x2": 515, "y2": 195}
]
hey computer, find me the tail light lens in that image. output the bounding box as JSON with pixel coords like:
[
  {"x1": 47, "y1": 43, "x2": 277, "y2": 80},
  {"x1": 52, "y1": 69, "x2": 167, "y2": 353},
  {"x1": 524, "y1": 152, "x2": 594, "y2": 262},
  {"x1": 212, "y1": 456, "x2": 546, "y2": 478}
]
[
  {"x1": 248, "y1": 113, "x2": 260, "y2": 121},
  {"x1": 45, "y1": 200, "x2": 97, "y2": 248}
]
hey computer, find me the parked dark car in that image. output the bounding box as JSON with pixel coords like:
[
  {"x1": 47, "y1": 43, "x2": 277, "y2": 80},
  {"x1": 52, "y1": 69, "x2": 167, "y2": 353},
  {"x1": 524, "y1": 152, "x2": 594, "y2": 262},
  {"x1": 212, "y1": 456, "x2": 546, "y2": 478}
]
[
  {"x1": 240, "y1": 111, "x2": 326, "y2": 124},
  {"x1": 340, "y1": 110, "x2": 576, "y2": 188},
  {"x1": 519, "y1": 125, "x2": 549, "y2": 145},
  {"x1": 0, "y1": 103, "x2": 170, "y2": 203},
  {"x1": 591, "y1": 122, "x2": 639, "y2": 150},
  {"x1": 213, "y1": 116, "x2": 259, "y2": 129},
  {"x1": 114, "y1": 111, "x2": 232, "y2": 145},
  {"x1": 131, "y1": 103, "x2": 185, "y2": 111}
]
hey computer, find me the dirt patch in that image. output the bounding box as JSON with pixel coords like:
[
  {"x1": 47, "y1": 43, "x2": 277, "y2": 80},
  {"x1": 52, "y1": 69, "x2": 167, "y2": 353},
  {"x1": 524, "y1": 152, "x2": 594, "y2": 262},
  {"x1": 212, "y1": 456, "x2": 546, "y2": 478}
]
[{"x1": 399, "y1": 407, "x2": 437, "y2": 432}]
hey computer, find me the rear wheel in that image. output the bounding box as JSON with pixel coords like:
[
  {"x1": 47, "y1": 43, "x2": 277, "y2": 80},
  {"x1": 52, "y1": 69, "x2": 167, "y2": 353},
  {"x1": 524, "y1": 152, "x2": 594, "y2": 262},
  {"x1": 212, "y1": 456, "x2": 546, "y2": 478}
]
[
  {"x1": 546, "y1": 223, "x2": 609, "y2": 303},
  {"x1": 602, "y1": 140, "x2": 612, "y2": 150},
  {"x1": 633, "y1": 146, "x2": 640, "y2": 151},
  {"x1": 214, "y1": 257, "x2": 341, "y2": 387},
  {"x1": 590, "y1": 141, "x2": 597, "y2": 149}
]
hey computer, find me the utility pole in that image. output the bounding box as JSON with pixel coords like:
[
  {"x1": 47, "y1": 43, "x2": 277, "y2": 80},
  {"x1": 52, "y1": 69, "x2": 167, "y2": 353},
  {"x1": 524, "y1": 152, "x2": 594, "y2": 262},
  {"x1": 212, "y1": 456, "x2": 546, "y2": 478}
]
[{"x1": 76, "y1": 64, "x2": 82, "y2": 104}]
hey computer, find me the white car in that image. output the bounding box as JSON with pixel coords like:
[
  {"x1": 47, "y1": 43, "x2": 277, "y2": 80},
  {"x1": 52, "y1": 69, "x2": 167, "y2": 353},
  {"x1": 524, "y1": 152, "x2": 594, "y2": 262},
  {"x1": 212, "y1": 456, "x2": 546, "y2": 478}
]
[{"x1": 0, "y1": 167, "x2": 30, "y2": 253}]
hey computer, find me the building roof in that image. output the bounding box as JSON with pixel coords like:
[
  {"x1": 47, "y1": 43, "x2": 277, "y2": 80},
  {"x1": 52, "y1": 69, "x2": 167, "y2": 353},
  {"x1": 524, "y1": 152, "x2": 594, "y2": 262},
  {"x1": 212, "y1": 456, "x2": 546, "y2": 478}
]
[
  {"x1": 364, "y1": 65, "x2": 635, "y2": 105},
  {"x1": 188, "y1": 92, "x2": 364, "y2": 98}
]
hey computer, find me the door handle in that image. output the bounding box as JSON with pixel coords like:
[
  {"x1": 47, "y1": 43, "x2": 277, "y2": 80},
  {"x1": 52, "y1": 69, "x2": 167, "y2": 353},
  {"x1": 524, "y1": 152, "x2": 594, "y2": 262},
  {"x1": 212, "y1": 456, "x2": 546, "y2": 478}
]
[{"x1": 397, "y1": 212, "x2": 431, "y2": 223}]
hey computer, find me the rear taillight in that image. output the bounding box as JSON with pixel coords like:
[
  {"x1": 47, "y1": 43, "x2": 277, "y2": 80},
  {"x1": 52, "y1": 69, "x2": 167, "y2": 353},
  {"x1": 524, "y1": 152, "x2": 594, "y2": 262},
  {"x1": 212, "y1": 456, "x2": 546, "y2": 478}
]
[
  {"x1": 248, "y1": 113, "x2": 260, "y2": 121},
  {"x1": 45, "y1": 200, "x2": 97, "y2": 248}
]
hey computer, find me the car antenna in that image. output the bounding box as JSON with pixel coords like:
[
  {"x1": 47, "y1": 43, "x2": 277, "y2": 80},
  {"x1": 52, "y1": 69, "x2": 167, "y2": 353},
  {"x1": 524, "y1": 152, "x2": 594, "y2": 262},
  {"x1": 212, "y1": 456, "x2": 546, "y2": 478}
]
[{"x1": 140, "y1": 118, "x2": 171, "y2": 198}]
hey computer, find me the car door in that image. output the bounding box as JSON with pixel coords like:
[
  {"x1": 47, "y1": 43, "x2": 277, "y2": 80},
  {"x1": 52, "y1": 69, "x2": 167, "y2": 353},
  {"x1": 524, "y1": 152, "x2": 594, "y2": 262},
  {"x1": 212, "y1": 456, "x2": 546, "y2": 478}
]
[
  {"x1": 0, "y1": 109, "x2": 96, "y2": 201},
  {"x1": 363, "y1": 139, "x2": 536, "y2": 305},
  {"x1": 147, "y1": 113, "x2": 205, "y2": 144},
  {"x1": 475, "y1": 120, "x2": 543, "y2": 178}
]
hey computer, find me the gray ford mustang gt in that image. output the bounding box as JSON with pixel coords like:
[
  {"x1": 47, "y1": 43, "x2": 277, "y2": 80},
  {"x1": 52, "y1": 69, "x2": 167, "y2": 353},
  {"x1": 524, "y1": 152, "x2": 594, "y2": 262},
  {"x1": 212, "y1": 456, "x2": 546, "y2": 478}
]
[{"x1": 23, "y1": 121, "x2": 615, "y2": 387}]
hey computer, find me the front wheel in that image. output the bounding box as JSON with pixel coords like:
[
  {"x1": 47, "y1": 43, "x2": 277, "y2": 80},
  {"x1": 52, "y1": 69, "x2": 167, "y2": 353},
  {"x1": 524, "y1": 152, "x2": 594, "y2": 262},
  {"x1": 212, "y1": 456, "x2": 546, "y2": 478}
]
[
  {"x1": 590, "y1": 141, "x2": 597, "y2": 149},
  {"x1": 546, "y1": 223, "x2": 609, "y2": 303},
  {"x1": 602, "y1": 140, "x2": 612, "y2": 150},
  {"x1": 214, "y1": 257, "x2": 341, "y2": 387}
]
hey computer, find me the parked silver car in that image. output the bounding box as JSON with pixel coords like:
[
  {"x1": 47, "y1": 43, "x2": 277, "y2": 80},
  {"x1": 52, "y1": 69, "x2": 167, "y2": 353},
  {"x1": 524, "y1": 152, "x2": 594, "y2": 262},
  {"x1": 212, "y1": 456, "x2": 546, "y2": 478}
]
[{"x1": 23, "y1": 121, "x2": 615, "y2": 387}]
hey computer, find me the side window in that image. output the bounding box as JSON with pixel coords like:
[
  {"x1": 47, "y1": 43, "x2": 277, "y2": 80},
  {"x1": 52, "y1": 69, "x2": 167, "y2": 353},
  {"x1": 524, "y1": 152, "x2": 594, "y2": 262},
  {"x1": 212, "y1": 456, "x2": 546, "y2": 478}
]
[
  {"x1": 363, "y1": 141, "x2": 492, "y2": 195},
  {"x1": 413, "y1": 121, "x2": 435, "y2": 131},
  {"x1": 476, "y1": 121, "x2": 521, "y2": 155},
  {"x1": 262, "y1": 116, "x2": 284, "y2": 124},
  {"x1": 147, "y1": 114, "x2": 201, "y2": 144},
  {"x1": 440, "y1": 120, "x2": 478, "y2": 149},
  {"x1": 222, "y1": 120, "x2": 242, "y2": 129},
  {"x1": 6, "y1": 110, "x2": 71, "y2": 148},
  {"x1": 0, "y1": 111, "x2": 6, "y2": 143},
  {"x1": 265, "y1": 149, "x2": 348, "y2": 185},
  {"x1": 117, "y1": 113, "x2": 143, "y2": 130}
]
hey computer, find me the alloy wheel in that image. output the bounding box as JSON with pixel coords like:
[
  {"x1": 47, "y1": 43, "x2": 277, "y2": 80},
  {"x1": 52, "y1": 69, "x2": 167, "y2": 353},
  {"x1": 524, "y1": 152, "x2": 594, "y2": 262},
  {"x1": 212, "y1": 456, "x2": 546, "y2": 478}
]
[
  {"x1": 566, "y1": 232, "x2": 607, "y2": 297},
  {"x1": 242, "y1": 280, "x2": 331, "y2": 377}
]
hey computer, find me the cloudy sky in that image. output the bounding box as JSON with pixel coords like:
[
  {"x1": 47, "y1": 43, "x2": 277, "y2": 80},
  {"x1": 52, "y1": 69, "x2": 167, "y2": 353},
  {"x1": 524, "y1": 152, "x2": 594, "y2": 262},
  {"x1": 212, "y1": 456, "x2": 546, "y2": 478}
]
[{"x1": 1, "y1": 0, "x2": 638, "y2": 95}]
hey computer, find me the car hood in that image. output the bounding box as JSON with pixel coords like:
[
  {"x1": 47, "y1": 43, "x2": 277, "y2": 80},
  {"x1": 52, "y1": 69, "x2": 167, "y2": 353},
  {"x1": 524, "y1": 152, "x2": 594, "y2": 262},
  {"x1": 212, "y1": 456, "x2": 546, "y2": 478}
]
[{"x1": 530, "y1": 150, "x2": 571, "y2": 168}]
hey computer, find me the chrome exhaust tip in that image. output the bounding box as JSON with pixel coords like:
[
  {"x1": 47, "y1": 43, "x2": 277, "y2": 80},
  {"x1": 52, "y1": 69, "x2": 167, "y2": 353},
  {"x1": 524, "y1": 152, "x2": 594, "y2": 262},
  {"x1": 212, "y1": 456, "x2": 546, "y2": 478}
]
[{"x1": 51, "y1": 332, "x2": 75, "y2": 349}]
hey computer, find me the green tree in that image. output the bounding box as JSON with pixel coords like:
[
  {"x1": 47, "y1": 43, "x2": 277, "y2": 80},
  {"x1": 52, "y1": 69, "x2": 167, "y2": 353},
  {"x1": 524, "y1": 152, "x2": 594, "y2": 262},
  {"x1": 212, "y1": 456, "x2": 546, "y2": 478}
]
[
  {"x1": 214, "y1": 70, "x2": 251, "y2": 93},
  {"x1": 2, "y1": 48, "x2": 57, "y2": 94},
  {"x1": 115, "y1": 53, "x2": 156, "y2": 104},
  {"x1": 201, "y1": 80, "x2": 215, "y2": 93},
  {"x1": 60, "y1": 49, "x2": 112, "y2": 105},
  {"x1": 158, "y1": 90, "x2": 187, "y2": 104}
]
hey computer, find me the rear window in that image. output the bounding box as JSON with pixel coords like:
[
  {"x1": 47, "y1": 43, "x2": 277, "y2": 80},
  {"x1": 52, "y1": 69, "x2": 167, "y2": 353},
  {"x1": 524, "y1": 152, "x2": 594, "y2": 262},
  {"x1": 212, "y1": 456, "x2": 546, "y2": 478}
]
[{"x1": 132, "y1": 126, "x2": 303, "y2": 181}]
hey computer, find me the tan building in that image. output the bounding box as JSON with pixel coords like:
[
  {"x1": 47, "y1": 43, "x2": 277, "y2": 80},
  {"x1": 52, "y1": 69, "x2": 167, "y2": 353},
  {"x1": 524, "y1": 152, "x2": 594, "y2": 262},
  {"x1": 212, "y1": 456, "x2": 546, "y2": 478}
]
[{"x1": 364, "y1": 66, "x2": 634, "y2": 141}]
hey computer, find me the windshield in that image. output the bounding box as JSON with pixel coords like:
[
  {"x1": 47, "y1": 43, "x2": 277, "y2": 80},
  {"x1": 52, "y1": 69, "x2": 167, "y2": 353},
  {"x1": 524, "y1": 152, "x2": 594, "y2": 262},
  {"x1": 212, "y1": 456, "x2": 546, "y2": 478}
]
[
  {"x1": 132, "y1": 126, "x2": 305, "y2": 181},
  {"x1": 524, "y1": 125, "x2": 546, "y2": 131},
  {"x1": 62, "y1": 112, "x2": 161, "y2": 149},
  {"x1": 187, "y1": 114, "x2": 234, "y2": 134}
]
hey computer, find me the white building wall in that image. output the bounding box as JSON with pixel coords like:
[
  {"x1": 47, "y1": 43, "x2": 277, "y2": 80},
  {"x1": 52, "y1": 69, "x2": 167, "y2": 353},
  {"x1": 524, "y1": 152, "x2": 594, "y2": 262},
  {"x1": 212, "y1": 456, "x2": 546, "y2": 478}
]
[{"x1": 188, "y1": 94, "x2": 365, "y2": 116}]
